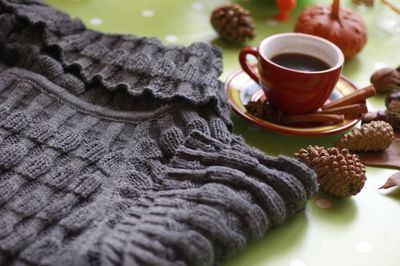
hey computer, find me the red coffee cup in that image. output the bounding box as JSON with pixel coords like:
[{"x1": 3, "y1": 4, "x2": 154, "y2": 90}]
[{"x1": 239, "y1": 33, "x2": 344, "y2": 114}]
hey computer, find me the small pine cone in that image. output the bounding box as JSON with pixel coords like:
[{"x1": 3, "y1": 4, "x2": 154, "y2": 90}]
[
  {"x1": 294, "y1": 146, "x2": 366, "y2": 197},
  {"x1": 245, "y1": 100, "x2": 284, "y2": 123},
  {"x1": 211, "y1": 3, "x2": 255, "y2": 42},
  {"x1": 334, "y1": 121, "x2": 394, "y2": 152}
]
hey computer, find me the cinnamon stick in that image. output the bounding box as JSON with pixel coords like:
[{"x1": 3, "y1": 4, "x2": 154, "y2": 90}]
[
  {"x1": 322, "y1": 85, "x2": 376, "y2": 110},
  {"x1": 319, "y1": 103, "x2": 368, "y2": 118},
  {"x1": 283, "y1": 113, "x2": 344, "y2": 124}
]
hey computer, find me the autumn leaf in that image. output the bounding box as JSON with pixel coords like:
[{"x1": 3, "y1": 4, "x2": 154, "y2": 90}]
[{"x1": 379, "y1": 172, "x2": 400, "y2": 189}]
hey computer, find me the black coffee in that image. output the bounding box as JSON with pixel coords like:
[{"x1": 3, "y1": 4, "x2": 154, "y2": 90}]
[{"x1": 270, "y1": 53, "x2": 331, "y2": 72}]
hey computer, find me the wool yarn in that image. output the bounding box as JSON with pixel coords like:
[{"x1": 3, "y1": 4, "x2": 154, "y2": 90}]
[{"x1": 0, "y1": 1, "x2": 318, "y2": 265}]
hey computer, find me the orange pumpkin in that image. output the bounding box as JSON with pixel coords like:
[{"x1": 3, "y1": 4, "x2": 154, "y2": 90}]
[{"x1": 294, "y1": 0, "x2": 367, "y2": 59}]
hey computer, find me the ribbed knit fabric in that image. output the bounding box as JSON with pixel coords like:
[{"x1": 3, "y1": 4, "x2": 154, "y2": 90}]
[{"x1": 0, "y1": 1, "x2": 318, "y2": 265}]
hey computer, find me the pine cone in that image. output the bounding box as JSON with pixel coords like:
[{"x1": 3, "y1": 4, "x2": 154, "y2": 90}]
[
  {"x1": 245, "y1": 100, "x2": 284, "y2": 123},
  {"x1": 335, "y1": 121, "x2": 394, "y2": 152},
  {"x1": 294, "y1": 146, "x2": 366, "y2": 197},
  {"x1": 211, "y1": 3, "x2": 255, "y2": 42}
]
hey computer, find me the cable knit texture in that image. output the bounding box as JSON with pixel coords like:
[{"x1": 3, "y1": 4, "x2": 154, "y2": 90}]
[{"x1": 0, "y1": 1, "x2": 318, "y2": 265}]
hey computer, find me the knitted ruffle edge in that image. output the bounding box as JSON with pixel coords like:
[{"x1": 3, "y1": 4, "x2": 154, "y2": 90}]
[
  {"x1": 0, "y1": 0, "x2": 232, "y2": 129},
  {"x1": 101, "y1": 130, "x2": 318, "y2": 266}
]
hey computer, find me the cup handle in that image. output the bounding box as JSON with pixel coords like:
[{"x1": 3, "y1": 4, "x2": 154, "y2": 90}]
[{"x1": 239, "y1": 46, "x2": 260, "y2": 83}]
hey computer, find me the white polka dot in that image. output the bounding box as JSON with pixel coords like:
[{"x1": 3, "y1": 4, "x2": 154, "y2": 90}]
[
  {"x1": 247, "y1": 124, "x2": 260, "y2": 132},
  {"x1": 165, "y1": 35, "x2": 178, "y2": 43},
  {"x1": 316, "y1": 199, "x2": 331, "y2": 208},
  {"x1": 373, "y1": 62, "x2": 387, "y2": 70},
  {"x1": 89, "y1": 18, "x2": 102, "y2": 25},
  {"x1": 142, "y1": 10, "x2": 155, "y2": 17},
  {"x1": 357, "y1": 5, "x2": 368, "y2": 11},
  {"x1": 266, "y1": 19, "x2": 278, "y2": 26},
  {"x1": 356, "y1": 241, "x2": 373, "y2": 253},
  {"x1": 289, "y1": 259, "x2": 307, "y2": 266},
  {"x1": 192, "y1": 2, "x2": 204, "y2": 10}
]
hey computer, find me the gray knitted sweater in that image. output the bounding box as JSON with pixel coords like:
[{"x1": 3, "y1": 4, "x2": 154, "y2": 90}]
[{"x1": 0, "y1": 0, "x2": 318, "y2": 265}]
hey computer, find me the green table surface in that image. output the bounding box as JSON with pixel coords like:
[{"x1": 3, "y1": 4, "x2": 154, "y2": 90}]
[{"x1": 45, "y1": 1, "x2": 400, "y2": 265}]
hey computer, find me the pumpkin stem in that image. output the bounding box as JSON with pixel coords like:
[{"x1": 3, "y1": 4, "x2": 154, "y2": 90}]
[{"x1": 331, "y1": 0, "x2": 340, "y2": 18}]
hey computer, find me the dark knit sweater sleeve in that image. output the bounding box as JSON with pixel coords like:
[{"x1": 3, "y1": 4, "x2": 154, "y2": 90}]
[{"x1": 0, "y1": 1, "x2": 318, "y2": 266}]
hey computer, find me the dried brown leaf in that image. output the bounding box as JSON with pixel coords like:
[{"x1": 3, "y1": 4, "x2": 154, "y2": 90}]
[
  {"x1": 379, "y1": 172, "x2": 400, "y2": 189},
  {"x1": 358, "y1": 131, "x2": 400, "y2": 169}
]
